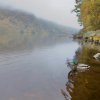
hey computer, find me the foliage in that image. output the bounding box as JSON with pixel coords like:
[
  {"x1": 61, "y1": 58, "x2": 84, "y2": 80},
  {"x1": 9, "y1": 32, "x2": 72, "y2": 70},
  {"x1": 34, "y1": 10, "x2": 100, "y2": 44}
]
[
  {"x1": 73, "y1": 0, "x2": 100, "y2": 32},
  {"x1": 72, "y1": 0, "x2": 82, "y2": 26}
]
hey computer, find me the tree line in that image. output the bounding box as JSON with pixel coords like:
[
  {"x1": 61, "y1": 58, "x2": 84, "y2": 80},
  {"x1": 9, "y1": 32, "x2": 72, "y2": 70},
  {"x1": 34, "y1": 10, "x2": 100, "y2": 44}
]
[{"x1": 73, "y1": 0, "x2": 100, "y2": 32}]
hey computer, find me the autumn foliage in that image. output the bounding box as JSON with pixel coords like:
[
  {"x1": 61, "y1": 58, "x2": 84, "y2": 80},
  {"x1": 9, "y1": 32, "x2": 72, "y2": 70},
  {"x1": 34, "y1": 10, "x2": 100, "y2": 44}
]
[{"x1": 74, "y1": 0, "x2": 100, "y2": 32}]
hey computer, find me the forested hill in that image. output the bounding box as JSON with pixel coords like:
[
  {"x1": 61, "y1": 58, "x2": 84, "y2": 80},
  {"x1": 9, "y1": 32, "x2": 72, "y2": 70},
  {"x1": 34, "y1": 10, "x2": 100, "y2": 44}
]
[
  {"x1": 0, "y1": 8, "x2": 78, "y2": 36},
  {"x1": 0, "y1": 8, "x2": 78, "y2": 50}
]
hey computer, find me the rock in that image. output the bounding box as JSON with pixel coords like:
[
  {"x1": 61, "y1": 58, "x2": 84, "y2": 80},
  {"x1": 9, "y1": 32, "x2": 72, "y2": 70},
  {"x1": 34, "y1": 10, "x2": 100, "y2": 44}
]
[{"x1": 93, "y1": 53, "x2": 100, "y2": 60}]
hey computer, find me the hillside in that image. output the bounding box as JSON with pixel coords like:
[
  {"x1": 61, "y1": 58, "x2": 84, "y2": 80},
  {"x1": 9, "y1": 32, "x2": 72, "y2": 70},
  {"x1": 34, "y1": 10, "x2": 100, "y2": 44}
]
[{"x1": 0, "y1": 8, "x2": 78, "y2": 50}]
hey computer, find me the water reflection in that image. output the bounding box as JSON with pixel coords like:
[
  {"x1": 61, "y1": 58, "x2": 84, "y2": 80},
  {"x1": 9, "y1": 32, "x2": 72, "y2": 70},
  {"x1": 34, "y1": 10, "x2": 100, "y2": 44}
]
[
  {"x1": 0, "y1": 34, "x2": 79, "y2": 100},
  {"x1": 0, "y1": 28, "x2": 71, "y2": 52},
  {"x1": 61, "y1": 89, "x2": 71, "y2": 100},
  {"x1": 64, "y1": 43, "x2": 100, "y2": 100},
  {"x1": 61, "y1": 70, "x2": 78, "y2": 100}
]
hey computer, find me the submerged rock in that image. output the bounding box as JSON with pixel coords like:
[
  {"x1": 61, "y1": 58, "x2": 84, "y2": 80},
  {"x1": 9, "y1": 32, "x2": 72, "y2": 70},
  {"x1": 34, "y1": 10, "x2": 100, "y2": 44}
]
[{"x1": 93, "y1": 53, "x2": 100, "y2": 60}]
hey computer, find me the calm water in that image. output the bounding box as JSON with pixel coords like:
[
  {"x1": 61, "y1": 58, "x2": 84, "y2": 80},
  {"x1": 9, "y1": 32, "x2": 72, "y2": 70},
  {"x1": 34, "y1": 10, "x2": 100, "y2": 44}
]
[
  {"x1": 67, "y1": 44, "x2": 100, "y2": 100},
  {"x1": 0, "y1": 41, "x2": 79, "y2": 100}
]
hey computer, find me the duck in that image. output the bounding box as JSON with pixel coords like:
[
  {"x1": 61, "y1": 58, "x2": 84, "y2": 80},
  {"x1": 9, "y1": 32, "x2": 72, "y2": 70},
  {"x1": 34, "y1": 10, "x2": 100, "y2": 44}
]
[{"x1": 77, "y1": 64, "x2": 90, "y2": 69}]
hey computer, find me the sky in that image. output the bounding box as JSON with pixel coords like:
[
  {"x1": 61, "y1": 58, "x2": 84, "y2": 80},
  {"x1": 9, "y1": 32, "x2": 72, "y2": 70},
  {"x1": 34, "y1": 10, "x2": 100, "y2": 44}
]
[{"x1": 0, "y1": 0, "x2": 81, "y2": 29}]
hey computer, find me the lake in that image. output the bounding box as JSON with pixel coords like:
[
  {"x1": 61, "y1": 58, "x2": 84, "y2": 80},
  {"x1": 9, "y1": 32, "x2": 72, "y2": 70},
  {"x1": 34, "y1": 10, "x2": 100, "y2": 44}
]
[{"x1": 0, "y1": 41, "x2": 79, "y2": 100}]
